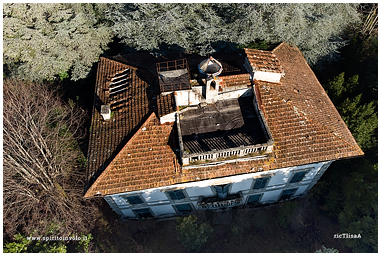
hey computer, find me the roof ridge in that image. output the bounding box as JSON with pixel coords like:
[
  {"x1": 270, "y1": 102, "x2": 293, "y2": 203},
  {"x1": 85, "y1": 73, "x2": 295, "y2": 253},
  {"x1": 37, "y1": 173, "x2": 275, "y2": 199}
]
[
  {"x1": 271, "y1": 42, "x2": 288, "y2": 53},
  {"x1": 84, "y1": 112, "x2": 156, "y2": 198},
  {"x1": 99, "y1": 56, "x2": 138, "y2": 70}
]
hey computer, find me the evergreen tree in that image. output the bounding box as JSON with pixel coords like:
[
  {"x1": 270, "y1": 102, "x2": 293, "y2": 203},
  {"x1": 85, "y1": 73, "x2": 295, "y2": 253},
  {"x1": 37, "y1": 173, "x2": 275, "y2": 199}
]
[
  {"x1": 3, "y1": 3, "x2": 113, "y2": 81},
  {"x1": 323, "y1": 72, "x2": 378, "y2": 150},
  {"x1": 107, "y1": 3, "x2": 360, "y2": 66}
]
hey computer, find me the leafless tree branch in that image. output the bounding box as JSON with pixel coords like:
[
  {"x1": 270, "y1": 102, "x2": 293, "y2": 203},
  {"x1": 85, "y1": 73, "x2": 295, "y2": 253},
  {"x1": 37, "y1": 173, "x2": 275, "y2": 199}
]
[{"x1": 3, "y1": 78, "x2": 97, "y2": 237}]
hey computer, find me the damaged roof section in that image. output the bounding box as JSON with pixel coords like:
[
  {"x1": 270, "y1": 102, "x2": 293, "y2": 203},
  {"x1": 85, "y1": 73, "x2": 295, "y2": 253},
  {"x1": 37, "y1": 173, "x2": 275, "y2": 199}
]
[
  {"x1": 84, "y1": 43, "x2": 364, "y2": 198},
  {"x1": 157, "y1": 58, "x2": 191, "y2": 92},
  {"x1": 86, "y1": 57, "x2": 152, "y2": 187},
  {"x1": 179, "y1": 98, "x2": 268, "y2": 152},
  {"x1": 178, "y1": 96, "x2": 273, "y2": 167}
]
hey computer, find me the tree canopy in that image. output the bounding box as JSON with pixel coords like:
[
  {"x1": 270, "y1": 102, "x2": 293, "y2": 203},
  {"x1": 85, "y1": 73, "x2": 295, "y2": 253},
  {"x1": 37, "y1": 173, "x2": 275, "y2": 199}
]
[
  {"x1": 3, "y1": 3, "x2": 113, "y2": 81},
  {"x1": 3, "y1": 3, "x2": 361, "y2": 81},
  {"x1": 107, "y1": 3, "x2": 360, "y2": 67}
]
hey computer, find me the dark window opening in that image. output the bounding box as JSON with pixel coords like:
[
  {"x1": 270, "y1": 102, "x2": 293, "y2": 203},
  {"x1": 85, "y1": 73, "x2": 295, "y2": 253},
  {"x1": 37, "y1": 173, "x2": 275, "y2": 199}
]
[
  {"x1": 213, "y1": 184, "x2": 230, "y2": 199},
  {"x1": 290, "y1": 171, "x2": 308, "y2": 183},
  {"x1": 167, "y1": 190, "x2": 186, "y2": 200},
  {"x1": 279, "y1": 188, "x2": 297, "y2": 201},
  {"x1": 133, "y1": 208, "x2": 153, "y2": 219},
  {"x1": 125, "y1": 195, "x2": 143, "y2": 205},
  {"x1": 247, "y1": 194, "x2": 262, "y2": 206},
  {"x1": 174, "y1": 203, "x2": 193, "y2": 215},
  {"x1": 253, "y1": 177, "x2": 270, "y2": 190},
  {"x1": 210, "y1": 81, "x2": 216, "y2": 90}
]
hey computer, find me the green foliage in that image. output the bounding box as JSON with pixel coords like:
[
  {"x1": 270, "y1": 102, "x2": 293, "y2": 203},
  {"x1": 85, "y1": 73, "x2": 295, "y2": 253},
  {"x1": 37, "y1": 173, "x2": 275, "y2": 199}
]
[
  {"x1": 3, "y1": 234, "x2": 31, "y2": 253},
  {"x1": 32, "y1": 240, "x2": 67, "y2": 253},
  {"x1": 277, "y1": 200, "x2": 298, "y2": 228},
  {"x1": 315, "y1": 245, "x2": 339, "y2": 253},
  {"x1": 176, "y1": 215, "x2": 213, "y2": 252},
  {"x1": 3, "y1": 3, "x2": 113, "y2": 81},
  {"x1": 338, "y1": 95, "x2": 377, "y2": 149},
  {"x1": 108, "y1": 3, "x2": 360, "y2": 66},
  {"x1": 336, "y1": 162, "x2": 378, "y2": 253},
  {"x1": 238, "y1": 40, "x2": 270, "y2": 50},
  {"x1": 324, "y1": 72, "x2": 358, "y2": 105},
  {"x1": 323, "y1": 72, "x2": 378, "y2": 150},
  {"x1": 58, "y1": 71, "x2": 70, "y2": 81},
  {"x1": 312, "y1": 158, "x2": 377, "y2": 252},
  {"x1": 3, "y1": 233, "x2": 67, "y2": 253},
  {"x1": 75, "y1": 233, "x2": 93, "y2": 253}
]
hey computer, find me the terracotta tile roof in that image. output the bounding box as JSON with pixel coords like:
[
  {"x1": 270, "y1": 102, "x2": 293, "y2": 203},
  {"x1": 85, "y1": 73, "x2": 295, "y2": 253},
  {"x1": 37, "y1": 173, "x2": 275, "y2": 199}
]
[
  {"x1": 256, "y1": 79, "x2": 363, "y2": 169},
  {"x1": 86, "y1": 57, "x2": 152, "y2": 185},
  {"x1": 220, "y1": 60, "x2": 242, "y2": 74},
  {"x1": 85, "y1": 113, "x2": 180, "y2": 197},
  {"x1": 85, "y1": 44, "x2": 363, "y2": 198},
  {"x1": 245, "y1": 48, "x2": 284, "y2": 74},
  {"x1": 220, "y1": 74, "x2": 252, "y2": 88},
  {"x1": 271, "y1": 42, "x2": 362, "y2": 148},
  {"x1": 156, "y1": 92, "x2": 177, "y2": 117}
]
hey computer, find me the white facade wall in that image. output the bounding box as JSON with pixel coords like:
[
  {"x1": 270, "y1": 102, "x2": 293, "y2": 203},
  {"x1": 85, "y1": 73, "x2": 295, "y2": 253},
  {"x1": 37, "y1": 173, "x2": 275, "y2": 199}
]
[
  {"x1": 174, "y1": 90, "x2": 189, "y2": 106},
  {"x1": 188, "y1": 90, "x2": 201, "y2": 105},
  {"x1": 150, "y1": 204, "x2": 176, "y2": 216},
  {"x1": 294, "y1": 185, "x2": 309, "y2": 196},
  {"x1": 243, "y1": 57, "x2": 283, "y2": 83},
  {"x1": 186, "y1": 186, "x2": 214, "y2": 199},
  {"x1": 252, "y1": 71, "x2": 283, "y2": 83},
  {"x1": 218, "y1": 88, "x2": 251, "y2": 100},
  {"x1": 260, "y1": 190, "x2": 282, "y2": 203},
  {"x1": 159, "y1": 112, "x2": 176, "y2": 124},
  {"x1": 120, "y1": 208, "x2": 135, "y2": 218},
  {"x1": 175, "y1": 90, "x2": 202, "y2": 106},
  {"x1": 105, "y1": 161, "x2": 332, "y2": 219}
]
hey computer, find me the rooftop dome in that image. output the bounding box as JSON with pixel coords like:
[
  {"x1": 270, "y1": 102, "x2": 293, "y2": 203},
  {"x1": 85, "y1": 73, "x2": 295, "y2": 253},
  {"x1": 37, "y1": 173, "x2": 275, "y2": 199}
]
[{"x1": 198, "y1": 57, "x2": 223, "y2": 77}]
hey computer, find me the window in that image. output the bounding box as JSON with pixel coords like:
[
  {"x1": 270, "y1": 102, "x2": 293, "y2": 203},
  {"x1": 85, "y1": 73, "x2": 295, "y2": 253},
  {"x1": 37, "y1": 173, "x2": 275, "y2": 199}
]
[
  {"x1": 167, "y1": 190, "x2": 186, "y2": 201},
  {"x1": 253, "y1": 177, "x2": 270, "y2": 190},
  {"x1": 133, "y1": 208, "x2": 153, "y2": 219},
  {"x1": 213, "y1": 184, "x2": 230, "y2": 198},
  {"x1": 210, "y1": 81, "x2": 216, "y2": 90},
  {"x1": 124, "y1": 195, "x2": 144, "y2": 205},
  {"x1": 279, "y1": 188, "x2": 297, "y2": 201},
  {"x1": 174, "y1": 204, "x2": 193, "y2": 215},
  {"x1": 247, "y1": 194, "x2": 262, "y2": 206},
  {"x1": 289, "y1": 171, "x2": 308, "y2": 183}
]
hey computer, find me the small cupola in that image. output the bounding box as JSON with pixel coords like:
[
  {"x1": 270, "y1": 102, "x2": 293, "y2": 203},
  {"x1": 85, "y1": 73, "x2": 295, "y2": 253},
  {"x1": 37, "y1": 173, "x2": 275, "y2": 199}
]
[
  {"x1": 198, "y1": 57, "x2": 223, "y2": 78},
  {"x1": 198, "y1": 57, "x2": 222, "y2": 103}
]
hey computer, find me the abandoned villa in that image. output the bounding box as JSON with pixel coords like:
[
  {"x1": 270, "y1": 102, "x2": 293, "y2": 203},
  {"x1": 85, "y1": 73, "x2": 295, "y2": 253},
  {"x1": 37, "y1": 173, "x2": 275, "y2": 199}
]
[{"x1": 84, "y1": 42, "x2": 363, "y2": 219}]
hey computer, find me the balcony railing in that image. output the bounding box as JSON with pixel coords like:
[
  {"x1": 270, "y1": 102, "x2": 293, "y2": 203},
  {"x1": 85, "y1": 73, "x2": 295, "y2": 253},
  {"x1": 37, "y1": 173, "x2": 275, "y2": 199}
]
[
  {"x1": 197, "y1": 192, "x2": 244, "y2": 210},
  {"x1": 182, "y1": 143, "x2": 273, "y2": 167}
]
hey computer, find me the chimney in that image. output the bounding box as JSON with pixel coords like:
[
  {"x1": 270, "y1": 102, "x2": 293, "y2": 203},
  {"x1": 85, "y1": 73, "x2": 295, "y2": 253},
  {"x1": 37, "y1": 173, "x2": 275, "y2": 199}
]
[{"x1": 101, "y1": 105, "x2": 111, "y2": 120}]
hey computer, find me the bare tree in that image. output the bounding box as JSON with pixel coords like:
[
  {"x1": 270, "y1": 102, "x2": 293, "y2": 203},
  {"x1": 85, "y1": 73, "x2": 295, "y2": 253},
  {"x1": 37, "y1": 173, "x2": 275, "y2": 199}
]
[{"x1": 3, "y1": 79, "x2": 96, "y2": 237}]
